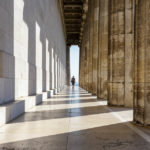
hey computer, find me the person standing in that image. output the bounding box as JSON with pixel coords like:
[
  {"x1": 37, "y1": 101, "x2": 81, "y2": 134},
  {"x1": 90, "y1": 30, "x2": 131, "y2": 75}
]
[{"x1": 71, "y1": 76, "x2": 76, "y2": 87}]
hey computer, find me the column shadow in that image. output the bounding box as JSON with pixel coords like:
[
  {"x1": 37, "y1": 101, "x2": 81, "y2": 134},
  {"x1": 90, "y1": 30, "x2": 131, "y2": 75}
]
[
  {"x1": 10, "y1": 101, "x2": 132, "y2": 123},
  {"x1": 0, "y1": 122, "x2": 150, "y2": 150}
]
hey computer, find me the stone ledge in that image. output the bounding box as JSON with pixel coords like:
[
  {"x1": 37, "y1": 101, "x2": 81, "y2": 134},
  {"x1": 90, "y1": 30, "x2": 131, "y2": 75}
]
[
  {"x1": 0, "y1": 100, "x2": 25, "y2": 127},
  {"x1": 0, "y1": 88, "x2": 61, "y2": 127},
  {"x1": 19, "y1": 94, "x2": 43, "y2": 112},
  {"x1": 47, "y1": 90, "x2": 54, "y2": 98},
  {"x1": 41, "y1": 92, "x2": 48, "y2": 100},
  {"x1": 54, "y1": 88, "x2": 58, "y2": 95},
  {"x1": 42, "y1": 90, "x2": 55, "y2": 101}
]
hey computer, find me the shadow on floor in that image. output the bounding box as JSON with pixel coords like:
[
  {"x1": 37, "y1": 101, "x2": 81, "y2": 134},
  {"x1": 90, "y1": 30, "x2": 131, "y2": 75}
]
[
  {"x1": 0, "y1": 122, "x2": 150, "y2": 150},
  {"x1": 10, "y1": 103, "x2": 132, "y2": 124},
  {"x1": 42, "y1": 99, "x2": 100, "y2": 105},
  {"x1": 53, "y1": 94, "x2": 94, "y2": 98}
]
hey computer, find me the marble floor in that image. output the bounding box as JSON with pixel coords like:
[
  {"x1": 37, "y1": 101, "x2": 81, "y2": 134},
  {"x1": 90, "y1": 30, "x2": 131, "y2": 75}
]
[{"x1": 0, "y1": 86, "x2": 150, "y2": 150}]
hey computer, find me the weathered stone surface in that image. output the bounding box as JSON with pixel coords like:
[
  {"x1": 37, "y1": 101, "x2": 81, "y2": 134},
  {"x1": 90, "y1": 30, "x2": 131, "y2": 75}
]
[
  {"x1": 134, "y1": 0, "x2": 150, "y2": 125},
  {"x1": 108, "y1": 0, "x2": 134, "y2": 107},
  {"x1": 79, "y1": 0, "x2": 93, "y2": 93},
  {"x1": 108, "y1": 0, "x2": 125, "y2": 106},
  {"x1": 92, "y1": 0, "x2": 99, "y2": 95},
  {"x1": 80, "y1": 0, "x2": 134, "y2": 107},
  {"x1": 97, "y1": 0, "x2": 109, "y2": 100},
  {"x1": 66, "y1": 45, "x2": 70, "y2": 86},
  {"x1": 88, "y1": 0, "x2": 94, "y2": 93}
]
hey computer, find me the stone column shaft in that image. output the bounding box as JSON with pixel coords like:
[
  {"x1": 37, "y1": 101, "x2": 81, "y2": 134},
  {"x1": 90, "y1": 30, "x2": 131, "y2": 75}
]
[
  {"x1": 79, "y1": 45, "x2": 85, "y2": 88},
  {"x1": 108, "y1": 0, "x2": 134, "y2": 107},
  {"x1": 134, "y1": 0, "x2": 150, "y2": 125},
  {"x1": 97, "y1": 0, "x2": 109, "y2": 99},
  {"x1": 92, "y1": 0, "x2": 99, "y2": 95},
  {"x1": 125, "y1": 0, "x2": 134, "y2": 107},
  {"x1": 79, "y1": 46, "x2": 82, "y2": 87},
  {"x1": 82, "y1": 43, "x2": 86, "y2": 88},
  {"x1": 88, "y1": 0, "x2": 94, "y2": 93},
  {"x1": 84, "y1": 23, "x2": 89, "y2": 91},
  {"x1": 108, "y1": 0, "x2": 125, "y2": 106},
  {"x1": 81, "y1": 32, "x2": 85, "y2": 89},
  {"x1": 66, "y1": 45, "x2": 70, "y2": 86}
]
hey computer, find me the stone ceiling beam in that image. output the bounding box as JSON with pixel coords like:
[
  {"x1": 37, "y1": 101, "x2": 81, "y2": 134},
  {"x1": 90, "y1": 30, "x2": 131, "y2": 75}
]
[{"x1": 62, "y1": 0, "x2": 83, "y2": 45}]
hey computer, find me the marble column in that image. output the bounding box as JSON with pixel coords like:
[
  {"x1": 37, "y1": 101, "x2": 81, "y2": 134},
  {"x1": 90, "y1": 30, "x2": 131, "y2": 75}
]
[
  {"x1": 79, "y1": 46, "x2": 82, "y2": 87},
  {"x1": 66, "y1": 45, "x2": 70, "y2": 86},
  {"x1": 86, "y1": 41, "x2": 90, "y2": 91},
  {"x1": 108, "y1": 0, "x2": 125, "y2": 106},
  {"x1": 124, "y1": 0, "x2": 134, "y2": 107},
  {"x1": 87, "y1": 0, "x2": 94, "y2": 93},
  {"x1": 134, "y1": 0, "x2": 150, "y2": 125},
  {"x1": 97, "y1": 0, "x2": 109, "y2": 99},
  {"x1": 79, "y1": 45, "x2": 84, "y2": 88},
  {"x1": 82, "y1": 22, "x2": 89, "y2": 91},
  {"x1": 86, "y1": 2, "x2": 90, "y2": 92},
  {"x1": 80, "y1": 44, "x2": 85, "y2": 88},
  {"x1": 108, "y1": 0, "x2": 134, "y2": 107},
  {"x1": 92, "y1": 0, "x2": 99, "y2": 95}
]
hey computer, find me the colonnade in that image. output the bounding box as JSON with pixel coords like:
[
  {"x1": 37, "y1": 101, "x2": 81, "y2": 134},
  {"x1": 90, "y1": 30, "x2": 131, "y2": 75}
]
[{"x1": 79, "y1": 0, "x2": 150, "y2": 125}]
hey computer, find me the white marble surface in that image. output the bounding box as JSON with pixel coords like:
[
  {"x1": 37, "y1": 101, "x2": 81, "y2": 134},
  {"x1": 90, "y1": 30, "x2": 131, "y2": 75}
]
[{"x1": 0, "y1": 0, "x2": 66, "y2": 104}]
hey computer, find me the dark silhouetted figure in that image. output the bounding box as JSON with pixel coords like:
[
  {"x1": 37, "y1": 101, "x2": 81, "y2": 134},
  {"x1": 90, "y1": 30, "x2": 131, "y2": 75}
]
[{"x1": 71, "y1": 76, "x2": 75, "y2": 87}]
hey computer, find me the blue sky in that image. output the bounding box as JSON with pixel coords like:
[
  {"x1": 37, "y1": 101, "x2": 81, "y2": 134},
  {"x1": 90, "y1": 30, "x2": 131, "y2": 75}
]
[{"x1": 70, "y1": 45, "x2": 80, "y2": 83}]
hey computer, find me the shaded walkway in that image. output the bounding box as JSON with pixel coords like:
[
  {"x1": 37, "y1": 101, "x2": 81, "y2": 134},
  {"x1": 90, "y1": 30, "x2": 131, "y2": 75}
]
[{"x1": 0, "y1": 87, "x2": 150, "y2": 150}]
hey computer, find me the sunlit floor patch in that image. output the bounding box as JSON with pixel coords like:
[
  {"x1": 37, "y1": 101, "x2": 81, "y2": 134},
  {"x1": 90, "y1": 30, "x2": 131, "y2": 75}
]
[{"x1": 0, "y1": 86, "x2": 150, "y2": 150}]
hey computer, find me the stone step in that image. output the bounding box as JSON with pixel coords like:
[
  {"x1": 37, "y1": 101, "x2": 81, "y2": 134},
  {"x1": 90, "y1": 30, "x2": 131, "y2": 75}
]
[
  {"x1": 0, "y1": 89, "x2": 60, "y2": 127},
  {"x1": 0, "y1": 100, "x2": 25, "y2": 126}
]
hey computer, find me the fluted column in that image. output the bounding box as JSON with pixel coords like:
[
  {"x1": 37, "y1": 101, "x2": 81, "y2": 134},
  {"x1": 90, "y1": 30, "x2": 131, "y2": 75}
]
[
  {"x1": 92, "y1": 0, "x2": 99, "y2": 95},
  {"x1": 124, "y1": 0, "x2": 134, "y2": 107},
  {"x1": 88, "y1": 0, "x2": 94, "y2": 93},
  {"x1": 79, "y1": 45, "x2": 85, "y2": 88},
  {"x1": 79, "y1": 46, "x2": 82, "y2": 87},
  {"x1": 108, "y1": 0, "x2": 135, "y2": 107},
  {"x1": 134, "y1": 0, "x2": 150, "y2": 125},
  {"x1": 86, "y1": 2, "x2": 91, "y2": 92},
  {"x1": 82, "y1": 38, "x2": 86, "y2": 89},
  {"x1": 84, "y1": 23, "x2": 89, "y2": 91},
  {"x1": 66, "y1": 45, "x2": 70, "y2": 86},
  {"x1": 108, "y1": 0, "x2": 125, "y2": 106},
  {"x1": 97, "y1": 0, "x2": 109, "y2": 99}
]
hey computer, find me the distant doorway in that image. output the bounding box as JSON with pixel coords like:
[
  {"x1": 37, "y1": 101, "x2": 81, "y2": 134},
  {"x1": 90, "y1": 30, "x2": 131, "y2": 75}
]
[{"x1": 70, "y1": 45, "x2": 80, "y2": 86}]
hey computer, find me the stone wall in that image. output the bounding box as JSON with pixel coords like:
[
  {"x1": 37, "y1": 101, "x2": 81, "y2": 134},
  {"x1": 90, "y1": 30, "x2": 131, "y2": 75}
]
[{"x1": 0, "y1": 0, "x2": 66, "y2": 104}]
